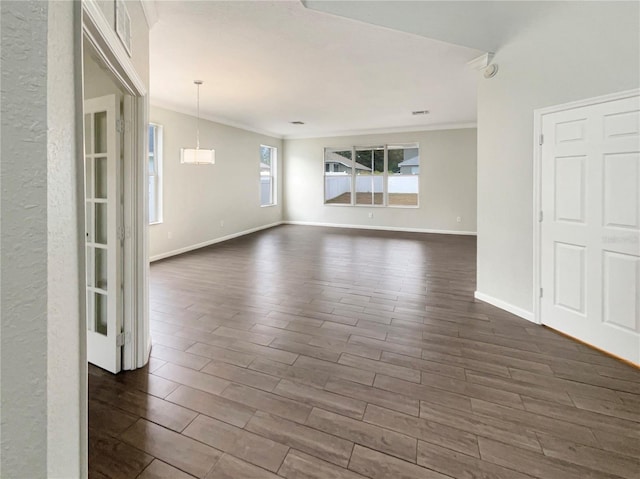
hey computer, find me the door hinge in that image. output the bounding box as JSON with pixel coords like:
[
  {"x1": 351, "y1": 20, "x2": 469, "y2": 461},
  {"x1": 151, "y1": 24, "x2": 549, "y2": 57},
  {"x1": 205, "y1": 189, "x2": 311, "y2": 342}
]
[
  {"x1": 540, "y1": 287, "x2": 544, "y2": 298},
  {"x1": 539, "y1": 210, "x2": 544, "y2": 222},
  {"x1": 539, "y1": 134, "x2": 544, "y2": 145},
  {"x1": 117, "y1": 225, "x2": 126, "y2": 241},
  {"x1": 116, "y1": 119, "x2": 124, "y2": 133},
  {"x1": 116, "y1": 332, "x2": 130, "y2": 347}
]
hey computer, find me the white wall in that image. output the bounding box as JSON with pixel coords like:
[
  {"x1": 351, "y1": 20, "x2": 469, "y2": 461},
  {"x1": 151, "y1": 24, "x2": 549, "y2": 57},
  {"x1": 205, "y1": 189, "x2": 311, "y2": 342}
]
[
  {"x1": 97, "y1": 0, "x2": 149, "y2": 88},
  {"x1": 1, "y1": 2, "x2": 50, "y2": 476},
  {"x1": 284, "y1": 128, "x2": 477, "y2": 233},
  {"x1": 83, "y1": 52, "x2": 125, "y2": 99},
  {"x1": 477, "y1": 1, "x2": 640, "y2": 317},
  {"x1": 1, "y1": 1, "x2": 86, "y2": 477},
  {"x1": 48, "y1": 2, "x2": 85, "y2": 477},
  {"x1": 149, "y1": 106, "x2": 284, "y2": 260}
]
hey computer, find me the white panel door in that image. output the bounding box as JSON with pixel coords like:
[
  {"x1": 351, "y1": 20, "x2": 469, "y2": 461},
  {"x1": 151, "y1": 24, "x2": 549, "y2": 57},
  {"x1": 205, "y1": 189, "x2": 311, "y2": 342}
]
[
  {"x1": 541, "y1": 95, "x2": 640, "y2": 365},
  {"x1": 84, "y1": 94, "x2": 123, "y2": 373}
]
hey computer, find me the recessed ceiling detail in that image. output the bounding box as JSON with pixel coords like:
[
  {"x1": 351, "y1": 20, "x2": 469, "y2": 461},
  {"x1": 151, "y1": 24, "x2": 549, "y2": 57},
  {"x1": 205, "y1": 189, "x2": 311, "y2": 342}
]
[{"x1": 150, "y1": 1, "x2": 483, "y2": 138}]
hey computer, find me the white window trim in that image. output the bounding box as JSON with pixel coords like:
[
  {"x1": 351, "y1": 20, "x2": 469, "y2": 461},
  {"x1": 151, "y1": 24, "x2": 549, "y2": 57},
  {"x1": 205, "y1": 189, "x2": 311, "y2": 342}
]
[
  {"x1": 260, "y1": 144, "x2": 277, "y2": 207},
  {"x1": 149, "y1": 122, "x2": 163, "y2": 224},
  {"x1": 323, "y1": 143, "x2": 420, "y2": 208}
]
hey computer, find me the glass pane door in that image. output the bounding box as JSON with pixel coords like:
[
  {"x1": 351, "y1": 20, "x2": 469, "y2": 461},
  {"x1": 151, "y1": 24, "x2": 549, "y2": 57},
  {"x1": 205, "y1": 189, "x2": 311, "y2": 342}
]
[{"x1": 84, "y1": 94, "x2": 122, "y2": 374}]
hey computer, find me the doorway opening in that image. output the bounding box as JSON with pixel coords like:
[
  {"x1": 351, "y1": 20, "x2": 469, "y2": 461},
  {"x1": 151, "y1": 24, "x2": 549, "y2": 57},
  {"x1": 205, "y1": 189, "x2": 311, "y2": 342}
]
[{"x1": 82, "y1": 14, "x2": 149, "y2": 373}]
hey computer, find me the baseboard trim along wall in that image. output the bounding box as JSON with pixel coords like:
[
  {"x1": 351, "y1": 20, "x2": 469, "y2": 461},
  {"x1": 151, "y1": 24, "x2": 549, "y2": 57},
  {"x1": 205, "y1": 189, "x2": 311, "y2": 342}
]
[
  {"x1": 150, "y1": 220, "x2": 477, "y2": 262},
  {"x1": 474, "y1": 291, "x2": 535, "y2": 323},
  {"x1": 284, "y1": 220, "x2": 477, "y2": 236},
  {"x1": 150, "y1": 221, "x2": 285, "y2": 262}
]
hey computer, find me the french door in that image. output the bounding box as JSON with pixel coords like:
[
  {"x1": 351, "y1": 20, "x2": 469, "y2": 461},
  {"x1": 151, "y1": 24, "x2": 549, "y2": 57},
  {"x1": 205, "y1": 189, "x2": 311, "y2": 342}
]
[
  {"x1": 84, "y1": 94, "x2": 124, "y2": 373},
  {"x1": 540, "y1": 93, "x2": 640, "y2": 365}
]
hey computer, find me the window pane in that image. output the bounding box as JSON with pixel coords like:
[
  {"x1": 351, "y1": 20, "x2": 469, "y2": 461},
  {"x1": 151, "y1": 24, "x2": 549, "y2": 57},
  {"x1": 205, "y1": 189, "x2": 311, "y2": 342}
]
[
  {"x1": 324, "y1": 148, "x2": 353, "y2": 204},
  {"x1": 388, "y1": 145, "x2": 419, "y2": 206},
  {"x1": 148, "y1": 125, "x2": 155, "y2": 154},
  {"x1": 95, "y1": 247, "x2": 107, "y2": 290},
  {"x1": 260, "y1": 146, "x2": 276, "y2": 206},
  {"x1": 355, "y1": 147, "x2": 384, "y2": 205},
  {"x1": 260, "y1": 145, "x2": 271, "y2": 167},
  {"x1": 94, "y1": 111, "x2": 107, "y2": 154},
  {"x1": 148, "y1": 124, "x2": 162, "y2": 224},
  {"x1": 261, "y1": 177, "x2": 272, "y2": 206},
  {"x1": 149, "y1": 176, "x2": 156, "y2": 223},
  {"x1": 95, "y1": 157, "x2": 107, "y2": 199},
  {"x1": 95, "y1": 203, "x2": 107, "y2": 244},
  {"x1": 95, "y1": 292, "x2": 108, "y2": 336}
]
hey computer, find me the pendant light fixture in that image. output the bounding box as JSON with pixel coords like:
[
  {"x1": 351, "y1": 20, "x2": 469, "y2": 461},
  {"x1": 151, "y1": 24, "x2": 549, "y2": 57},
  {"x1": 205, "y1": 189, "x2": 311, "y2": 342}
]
[{"x1": 180, "y1": 80, "x2": 215, "y2": 164}]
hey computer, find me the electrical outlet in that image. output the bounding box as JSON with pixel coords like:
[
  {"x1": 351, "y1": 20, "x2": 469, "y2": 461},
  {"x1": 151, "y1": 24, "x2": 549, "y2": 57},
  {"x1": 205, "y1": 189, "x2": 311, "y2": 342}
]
[
  {"x1": 368, "y1": 212, "x2": 373, "y2": 219},
  {"x1": 168, "y1": 231, "x2": 172, "y2": 239},
  {"x1": 220, "y1": 220, "x2": 224, "y2": 227},
  {"x1": 456, "y1": 216, "x2": 461, "y2": 223}
]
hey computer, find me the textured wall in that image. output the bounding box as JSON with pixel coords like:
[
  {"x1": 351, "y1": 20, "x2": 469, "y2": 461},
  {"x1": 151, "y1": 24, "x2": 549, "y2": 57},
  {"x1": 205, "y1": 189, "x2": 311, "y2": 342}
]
[
  {"x1": 47, "y1": 1, "x2": 83, "y2": 477},
  {"x1": 1, "y1": 1, "x2": 49, "y2": 477}
]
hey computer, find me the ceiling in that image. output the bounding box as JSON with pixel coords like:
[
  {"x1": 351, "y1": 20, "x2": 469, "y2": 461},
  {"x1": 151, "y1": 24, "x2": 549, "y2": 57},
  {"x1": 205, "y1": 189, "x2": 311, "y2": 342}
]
[
  {"x1": 150, "y1": 1, "x2": 484, "y2": 138},
  {"x1": 302, "y1": 1, "x2": 561, "y2": 53}
]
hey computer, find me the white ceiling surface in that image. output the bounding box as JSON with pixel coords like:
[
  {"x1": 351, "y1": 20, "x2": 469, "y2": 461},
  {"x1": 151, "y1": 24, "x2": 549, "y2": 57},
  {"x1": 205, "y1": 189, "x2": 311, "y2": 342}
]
[
  {"x1": 150, "y1": 1, "x2": 483, "y2": 139},
  {"x1": 302, "y1": 1, "x2": 561, "y2": 53}
]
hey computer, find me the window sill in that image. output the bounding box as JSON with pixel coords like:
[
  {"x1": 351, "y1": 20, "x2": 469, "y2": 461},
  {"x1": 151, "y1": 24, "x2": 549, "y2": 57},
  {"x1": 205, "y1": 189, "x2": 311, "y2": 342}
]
[
  {"x1": 323, "y1": 203, "x2": 419, "y2": 209},
  {"x1": 260, "y1": 204, "x2": 278, "y2": 208},
  {"x1": 149, "y1": 220, "x2": 163, "y2": 226}
]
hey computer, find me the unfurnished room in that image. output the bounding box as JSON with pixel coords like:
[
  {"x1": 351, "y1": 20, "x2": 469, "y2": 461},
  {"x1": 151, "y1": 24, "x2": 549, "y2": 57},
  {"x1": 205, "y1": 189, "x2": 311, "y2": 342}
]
[{"x1": 0, "y1": 1, "x2": 639, "y2": 478}]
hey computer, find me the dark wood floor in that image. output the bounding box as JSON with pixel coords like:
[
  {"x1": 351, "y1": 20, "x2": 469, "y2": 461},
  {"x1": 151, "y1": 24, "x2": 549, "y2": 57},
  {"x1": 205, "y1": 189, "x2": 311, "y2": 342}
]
[{"x1": 89, "y1": 225, "x2": 640, "y2": 479}]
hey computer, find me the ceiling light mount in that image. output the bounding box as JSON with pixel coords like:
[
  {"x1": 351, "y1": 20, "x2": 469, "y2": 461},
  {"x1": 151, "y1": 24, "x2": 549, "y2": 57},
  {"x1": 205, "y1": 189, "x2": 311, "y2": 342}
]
[{"x1": 181, "y1": 80, "x2": 215, "y2": 164}]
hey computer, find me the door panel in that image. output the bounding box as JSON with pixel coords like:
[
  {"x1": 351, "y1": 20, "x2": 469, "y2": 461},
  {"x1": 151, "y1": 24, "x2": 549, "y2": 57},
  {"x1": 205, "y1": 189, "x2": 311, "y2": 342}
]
[
  {"x1": 84, "y1": 94, "x2": 122, "y2": 374},
  {"x1": 541, "y1": 95, "x2": 640, "y2": 365}
]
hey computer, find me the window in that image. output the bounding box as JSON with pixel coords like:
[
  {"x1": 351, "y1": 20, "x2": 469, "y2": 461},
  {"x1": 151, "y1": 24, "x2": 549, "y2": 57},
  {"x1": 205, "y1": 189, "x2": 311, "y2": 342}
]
[
  {"x1": 260, "y1": 145, "x2": 277, "y2": 206},
  {"x1": 324, "y1": 143, "x2": 419, "y2": 207},
  {"x1": 148, "y1": 123, "x2": 163, "y2": 224}
]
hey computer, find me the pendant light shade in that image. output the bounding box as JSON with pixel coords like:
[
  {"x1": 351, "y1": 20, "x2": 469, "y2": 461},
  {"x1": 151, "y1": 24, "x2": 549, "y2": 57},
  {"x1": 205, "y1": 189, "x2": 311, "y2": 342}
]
[{"x1": 181, "y1": 80, "x2": 215, "y2": 164}]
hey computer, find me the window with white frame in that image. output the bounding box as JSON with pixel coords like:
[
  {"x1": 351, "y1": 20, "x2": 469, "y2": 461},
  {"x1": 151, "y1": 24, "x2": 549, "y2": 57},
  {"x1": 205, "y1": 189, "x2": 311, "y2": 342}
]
[
  {"x1": 324, "y1": 143, "x2": 419, "y2": 207},
  {"x1": 148, "y1": 123, "x2": 163, "y2": 224},
  {"x1": 260, "y1": 145, "x2": 277, "y2": 206}
]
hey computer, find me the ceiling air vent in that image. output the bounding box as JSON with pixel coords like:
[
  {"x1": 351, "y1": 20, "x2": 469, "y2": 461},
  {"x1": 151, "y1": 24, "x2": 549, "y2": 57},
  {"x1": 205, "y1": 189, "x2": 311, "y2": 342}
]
[
  {"x1": 412, "y1": 110, "x2": 430, "y2": 116},
  {"x1": 290, "y1": 121, "x2": 305, "y2": 125}
]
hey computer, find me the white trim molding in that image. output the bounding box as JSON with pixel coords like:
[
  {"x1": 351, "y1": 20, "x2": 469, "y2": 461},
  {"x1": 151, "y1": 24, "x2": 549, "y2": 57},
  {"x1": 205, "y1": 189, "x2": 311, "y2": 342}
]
[
  {"x1": 150, "y1": 222, "x2": 284, "y2": 262},
  {"x1": 151, "y1": 99, "x2": 477, "y2": 141},
  {"x1": 140, "y1": 0, "x2": 158, "y2": 29},
  {"x1": 467, "y1": 53, "x2": 494, "y2": 71},
  {"x1": 284, "y1": 221, "x2": 477, "y2": 236},
  {"x1": 151, "y1": 99, "x2": 284, "y2": 139},
  {"x1": 82, "y1": 0, "x2": 147, "y2": 97},
  {"x1": 474, "y1": 291, "x2": 535, "y2": 323},
  {"x1": 532, "y1": 87, "x2": 640, "y2": 326},
  {"x1": 284, "y1": 122, "x2": 477, "y2": 140}
]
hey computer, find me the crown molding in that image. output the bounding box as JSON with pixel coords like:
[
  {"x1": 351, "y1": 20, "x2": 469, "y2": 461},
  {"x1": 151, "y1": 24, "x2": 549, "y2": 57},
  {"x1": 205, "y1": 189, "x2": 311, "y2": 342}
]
[
  {"x1": 467, "y1": 52, "x2": 494, "y2": 71},
  {"x1": 151, "y1": 100, "x2": 476, "y2": 141},
  {"x1": 150, "y1": 100, "x2": 285, "y2": 139},
  {"x1": 140, "y1": 0, "x2": 158, "y2": 29},
  {"x1": 282, "y1": 122, "x2": 477, "y2": 140}
]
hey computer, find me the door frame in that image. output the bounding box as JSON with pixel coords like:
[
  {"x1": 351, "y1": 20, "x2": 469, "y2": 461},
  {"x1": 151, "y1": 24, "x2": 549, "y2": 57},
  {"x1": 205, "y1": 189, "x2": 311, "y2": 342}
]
[
  {"x1": 532, "y1": 88, "x2": 640, "y2": 326},
  {"x1": 82, "y1": 0, "x2": 150, "y2": 370}
]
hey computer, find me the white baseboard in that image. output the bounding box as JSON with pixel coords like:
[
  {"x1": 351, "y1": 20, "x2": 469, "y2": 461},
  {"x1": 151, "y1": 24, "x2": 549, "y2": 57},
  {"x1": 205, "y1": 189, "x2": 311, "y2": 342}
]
[
  {"x1": 150, "y1": 221, "x2": 284, "y2": 262},
  {"x1": 474, "y1": 291, "x2": 535, "y2": 323},
  {"x1": 283, "y1": 220, "x2": 477, "y2": 236}
]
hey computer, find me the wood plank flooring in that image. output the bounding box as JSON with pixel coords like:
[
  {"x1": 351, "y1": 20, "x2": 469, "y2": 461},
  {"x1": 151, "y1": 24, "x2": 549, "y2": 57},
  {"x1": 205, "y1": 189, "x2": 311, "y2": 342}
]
[{"x1": 89, "y1": 225, "x2": 640, "y2": 479}]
